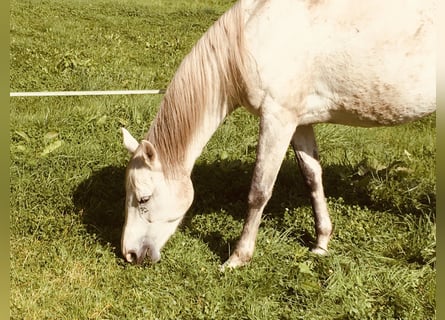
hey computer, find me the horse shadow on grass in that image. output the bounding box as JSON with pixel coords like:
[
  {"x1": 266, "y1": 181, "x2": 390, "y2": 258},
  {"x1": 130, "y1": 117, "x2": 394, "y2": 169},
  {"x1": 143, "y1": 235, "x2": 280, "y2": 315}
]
[
  {"x1": 72, "y1": 158, "x2": 425, "y2": 263},
  {"x1": 72, "y1": 166, "x2": 127, "y2": 257}
]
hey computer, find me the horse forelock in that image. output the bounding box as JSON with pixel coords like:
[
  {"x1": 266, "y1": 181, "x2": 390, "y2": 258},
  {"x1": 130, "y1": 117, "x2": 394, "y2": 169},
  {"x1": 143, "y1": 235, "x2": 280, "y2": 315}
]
[
  {"x1": 147, "y1": 1, "x2": 248, "y2": 179},
  {"x1": 125, "y1": 152, "x2": 148, "y2": 191}
]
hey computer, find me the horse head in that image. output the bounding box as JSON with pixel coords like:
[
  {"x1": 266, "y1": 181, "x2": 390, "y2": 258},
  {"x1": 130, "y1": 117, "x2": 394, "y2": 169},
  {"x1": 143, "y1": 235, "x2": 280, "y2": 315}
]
[{"x1": 121, "y1": 128, "x2": 194, "y2": 264}]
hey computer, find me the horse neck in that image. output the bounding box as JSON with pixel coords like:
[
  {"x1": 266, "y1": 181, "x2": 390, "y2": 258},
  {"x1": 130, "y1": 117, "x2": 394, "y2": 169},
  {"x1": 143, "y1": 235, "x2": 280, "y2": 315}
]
[
  {"x1": 183, "y1": 98, "x2": 233, "y2": 174},
  {"x1": 147, "y1": 76, "x2": 236, "y2": 179},
  {"x1": 147, "y1": 1, "x2": 247, "y2": 179}
]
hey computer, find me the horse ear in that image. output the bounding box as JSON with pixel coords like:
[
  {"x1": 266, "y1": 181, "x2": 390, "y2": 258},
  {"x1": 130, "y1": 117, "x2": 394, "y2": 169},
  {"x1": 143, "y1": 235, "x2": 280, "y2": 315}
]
[
  {"x1": 121, "y1": 127, "x2": 139, "y2": 154},
  {"x1": 140, "y1": 140, "x2": 158, "y2": 166}
]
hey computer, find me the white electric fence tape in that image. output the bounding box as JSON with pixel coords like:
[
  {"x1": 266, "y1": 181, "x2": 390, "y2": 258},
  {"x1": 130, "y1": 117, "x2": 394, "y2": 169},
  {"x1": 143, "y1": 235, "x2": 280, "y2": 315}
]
[{"x1": 10, "y1": 89, "x2": 166, "y2": 97}]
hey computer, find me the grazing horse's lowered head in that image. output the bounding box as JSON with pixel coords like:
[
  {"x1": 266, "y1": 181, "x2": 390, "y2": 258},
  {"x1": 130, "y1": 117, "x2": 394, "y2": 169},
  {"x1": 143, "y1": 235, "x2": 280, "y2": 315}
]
[{"x1": 121, "y1": 128, "x2": 193, "y2": 264}]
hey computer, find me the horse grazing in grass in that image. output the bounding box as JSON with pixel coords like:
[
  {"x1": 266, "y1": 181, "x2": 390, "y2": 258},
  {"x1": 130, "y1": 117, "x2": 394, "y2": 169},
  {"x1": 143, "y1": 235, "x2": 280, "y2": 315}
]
[{"x1": 121, "y1": 0, "x2": 435, "y2": 269}]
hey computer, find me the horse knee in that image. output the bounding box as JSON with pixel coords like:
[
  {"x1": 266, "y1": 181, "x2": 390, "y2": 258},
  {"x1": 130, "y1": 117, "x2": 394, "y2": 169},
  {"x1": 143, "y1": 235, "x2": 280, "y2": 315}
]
[{"x1": 248, "y1": 185, "x2": 272, "y2": 209}]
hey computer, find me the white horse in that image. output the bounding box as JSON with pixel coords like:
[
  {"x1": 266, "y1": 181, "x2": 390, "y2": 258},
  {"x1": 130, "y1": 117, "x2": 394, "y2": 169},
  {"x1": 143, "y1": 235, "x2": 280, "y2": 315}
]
[{"x1": 121, "y1": 0, "x2": 435, "y2": 269}]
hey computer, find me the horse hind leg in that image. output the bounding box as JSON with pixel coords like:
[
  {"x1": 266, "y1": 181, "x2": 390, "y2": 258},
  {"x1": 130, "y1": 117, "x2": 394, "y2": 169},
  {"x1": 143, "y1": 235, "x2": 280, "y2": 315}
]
[{"x1": 291, "y1": 125, "x2": 332, "y2": 255}]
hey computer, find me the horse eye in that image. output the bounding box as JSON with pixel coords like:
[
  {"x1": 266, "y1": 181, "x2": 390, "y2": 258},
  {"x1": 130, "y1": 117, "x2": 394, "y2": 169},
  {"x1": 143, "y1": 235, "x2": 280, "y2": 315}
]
[{"x1": 138, "y1": 196, "x2": 150, "y2": 205}]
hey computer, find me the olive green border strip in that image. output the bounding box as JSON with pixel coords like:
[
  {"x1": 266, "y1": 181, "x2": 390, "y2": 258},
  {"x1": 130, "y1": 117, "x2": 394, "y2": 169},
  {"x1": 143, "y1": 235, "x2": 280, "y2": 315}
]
[{"x1": 1, "y1": 0, "x2": 10, "y2": 319}]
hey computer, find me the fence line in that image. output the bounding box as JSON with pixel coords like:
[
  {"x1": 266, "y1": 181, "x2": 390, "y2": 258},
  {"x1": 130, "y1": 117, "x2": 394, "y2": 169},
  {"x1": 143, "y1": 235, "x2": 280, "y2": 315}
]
[{"x1": 10, "y1": 89, "x2": 166, "y2": 97}]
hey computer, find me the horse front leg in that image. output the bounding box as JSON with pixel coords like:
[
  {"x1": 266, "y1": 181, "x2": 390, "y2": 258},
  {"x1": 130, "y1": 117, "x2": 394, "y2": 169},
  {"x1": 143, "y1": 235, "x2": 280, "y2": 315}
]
[
  {"x1": 222, "y1": 108, "x2": 298, "y2": 270},
  {"x1": 291, "y1": 125, "x2": 332, "y2": 254}
]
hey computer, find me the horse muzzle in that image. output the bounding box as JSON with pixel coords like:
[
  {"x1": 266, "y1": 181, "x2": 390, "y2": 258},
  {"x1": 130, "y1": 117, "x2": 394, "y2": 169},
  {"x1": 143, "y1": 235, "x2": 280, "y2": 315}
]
[{"x1": 123, "y1": 244, "x2": 160, "y2": 264}]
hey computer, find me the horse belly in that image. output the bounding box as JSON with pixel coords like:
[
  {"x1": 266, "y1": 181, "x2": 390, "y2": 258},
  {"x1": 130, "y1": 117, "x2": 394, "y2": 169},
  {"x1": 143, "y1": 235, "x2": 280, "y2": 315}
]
[{"x1": 298, "y1": 47, "x2": 435, "y2": 127}]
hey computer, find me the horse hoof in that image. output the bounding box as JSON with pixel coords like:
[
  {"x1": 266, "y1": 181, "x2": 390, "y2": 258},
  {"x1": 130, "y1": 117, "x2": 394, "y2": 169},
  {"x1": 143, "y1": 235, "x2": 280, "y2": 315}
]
[
  {"x1": 220, "y1": 255, "x2": 250, "y2": 272},
  {"x1": 219, "y1": 262, "x2": 233, "y2": 272},
  {"x1": 311, "y1": 246, "x2": 329, "y2": 255}
]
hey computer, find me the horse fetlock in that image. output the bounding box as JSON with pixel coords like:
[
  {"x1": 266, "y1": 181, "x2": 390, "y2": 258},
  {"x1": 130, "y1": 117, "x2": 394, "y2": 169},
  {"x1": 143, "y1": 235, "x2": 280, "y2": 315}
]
[{"x1": 313, "y1": 231, "x2": 332, "y2": 254}]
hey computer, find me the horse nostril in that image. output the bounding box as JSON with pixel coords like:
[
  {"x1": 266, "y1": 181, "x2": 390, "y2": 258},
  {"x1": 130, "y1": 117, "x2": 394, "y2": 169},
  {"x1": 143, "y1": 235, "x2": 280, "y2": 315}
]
[{"x1": 125, "y1": 251, "x2": 138, "y2": 264}]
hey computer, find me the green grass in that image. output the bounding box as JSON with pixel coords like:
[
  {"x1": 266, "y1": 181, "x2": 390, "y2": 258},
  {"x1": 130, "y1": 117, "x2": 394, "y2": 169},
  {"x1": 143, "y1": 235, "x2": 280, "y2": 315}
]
[{"x1": 10, "y1": 0, "x2": 436, "y2": 319}]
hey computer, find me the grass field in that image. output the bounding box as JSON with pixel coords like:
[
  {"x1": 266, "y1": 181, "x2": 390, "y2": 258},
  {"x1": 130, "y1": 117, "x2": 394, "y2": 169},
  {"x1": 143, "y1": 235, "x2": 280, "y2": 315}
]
[{"x1": 10, "y1": 0, "x2": 436, "y2": 319}]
